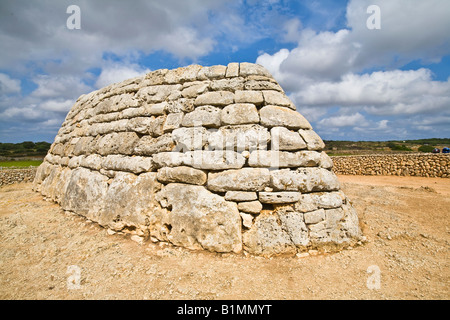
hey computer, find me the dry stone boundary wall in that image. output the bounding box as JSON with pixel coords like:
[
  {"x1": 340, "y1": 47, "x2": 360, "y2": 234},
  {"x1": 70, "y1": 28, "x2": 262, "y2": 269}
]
[
  {"x1": 332, "y1": 154, "x2": 450, "y2": 178},
  {"x1": 33, "y1": 62, "x2": 363, "y2": 256}
]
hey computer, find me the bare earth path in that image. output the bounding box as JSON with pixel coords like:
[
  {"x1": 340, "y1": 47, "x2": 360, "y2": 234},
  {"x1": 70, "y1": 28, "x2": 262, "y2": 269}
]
[{"x1": 0, "y1": 175, "x2": 449, "y2": 300}]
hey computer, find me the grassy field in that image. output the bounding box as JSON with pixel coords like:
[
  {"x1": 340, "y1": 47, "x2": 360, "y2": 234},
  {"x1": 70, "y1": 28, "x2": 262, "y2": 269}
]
[{"x1": 0, "y1": 160, "x2": 43, "y2": 168}]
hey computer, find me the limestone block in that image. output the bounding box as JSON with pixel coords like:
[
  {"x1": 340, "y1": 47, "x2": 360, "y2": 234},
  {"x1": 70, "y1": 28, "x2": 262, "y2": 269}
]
[
  {"x1": 248, "y1": 150, "x2": 321, "y2": 168},
  {"x1": 225, "y1": 62, "x2": 239, "y2": 78},
  {"x1": 163, "y1": 113, "x2": 183, "y2": 132},
  {"x1": 172, "y1": 127, "x2": 209, "y2": 151},
  {"x1": 157, "y1": 166, "x2": 207, "y2": 185},
  {"x1": 244, "y1": 79, "x2": 284, "y2": 91},
  {"x1": 134, "y1": 134, "x2": 175, "y2": 155},
  {"x1": 98, "y1": 172, "x2": 162, "y2": 231},
  {"x1": 294, "y1": 191, "x2": 344, "y2": 213},
  {"x1": 207, "y1": 124, "x2": 270, "y2": 151},
  {"x1": 102, "y1": 155, "x2": 154, "y2": 174},
  {"x1": 224, "y1": 191, "x2": 258, "y2": 202},
  {"x1": 210, "y1": 78, "x2": 245, "y2": 91},
  {"x1": 240, "y1": 212, "x2": 254, "y2": 229},
  {"x1": 158, "y1": 183, "x2": 242, "y2": 253},
  {"x1": 221, "y1": 103, "x2": 259, "y2": 125},
  {"x1": 243, "y1": 213, "x2": 292, "y2": 255},
  {"x1": 239, "y1": 62, "x2": 272, "y2": 78},
  {"x1": 181, "y1": 82, "x2": 209, "y2": 98},
  {"x1": 270, "y1": 168, "x2": 340, "y2": 192},
  {"x1": 237, "y1": 200, "x2": 263, "y2": 214},
  {"x1": 303, "y1": 209, "x2": 325, "y2": 224},
  {"x1": 207, "y1": 168, "x2": 270, "y2": 192},
  {"x1": 166, "y1": 98, "x2": 195, "y2": 113},
  {"x1": 80, "y1": 154, "x2": 103, "y2": 171},
  {"x1": 197, "y1": 65, "x2": 227, "y2": 80},
  {"x1": 270, "y1": 127, "x2": 307, "y2": 151},
  {"x1": 96, "y1": 132, "x2": 140, "y2": 156},
  {"x1": 258, "y1": 191, "x2": 301, "y2": 204},
  {"x1": 260, "y1": 105, "x2": 312, "y2": 129},
  {"x1": 152, "y1": 152, "x2": 190, "y2": 168},
  {"x1": 319, "y1": 151, "x2": 333, "y2": 169},
  {"x1": 298, "y1": 129, "x2": 325, "y2": 151},
  {"x1": 61, "y1": 167, "x2": 109, "y2": 219},
  {"x1": 187, "y1": 150, "x2": 246, "y2": 170},
  {"x1": 194, "y1": 91, "x2": 234, "y2": 106},
  {"x1": 234, "y1": 90, "x2": 264, "y2": 105},
  {"x1": 262, "y1": 90, "x2": 295, "y2": 110},
  {"x1": 182, "y1": 105, "x2": 221, "y2": 128}
]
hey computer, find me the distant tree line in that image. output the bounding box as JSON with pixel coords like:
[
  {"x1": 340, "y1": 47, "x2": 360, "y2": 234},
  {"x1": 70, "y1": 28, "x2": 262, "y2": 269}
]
[{"x1": 0, "y1": 141, "x2": 51, "y2": 157}]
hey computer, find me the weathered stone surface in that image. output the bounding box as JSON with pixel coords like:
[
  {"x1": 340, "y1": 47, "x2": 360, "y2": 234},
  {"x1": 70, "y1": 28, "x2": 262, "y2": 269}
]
[
  {"x1": 225, "y1": 62, "x2": 239, "y2": 78},
  {"x1": 158, "y1": 183, "x2": 242, "y2": 252},
  {"x1": 260, "y1": 105, "x2": 312, "y2": 129},
  {"x1": 152, "y1": 152, "x2": 189, "y2": 168},
  {"x1": 224, "y1": 191, "x2": 258, "y2": 202},
  {"x1": 197, "y1": 65, "x2": 227, "y2": 80},
  {"x1": 187, "y1": 150, "x2": 246, "y2": 170},
  {"x1": 182, "y1": 105, "x2": 221, "y2": 128},
  {"x1": 157, "y1": 166, "x2": 206, "y2": 185},
  {"x1": 234, "y1": 90, "x2": 264, "y2": 105},
  {"x1": 102, "y1": 155, "x2": 154, "y2": 174},
  {"x1": 207, "y1": 125, "x2": 270, "y2": 151},
  {"x1": 194, "y1": 91, "x2": 234, "y2": 106},
  {"x1": 221, "y1": 103, "x2": 259, "y2": 125},
  {"x1": 298, "y1": 129, "x2": 325, "y2": 151},
  {"x1": 262, "y1": 90, "x2": 295, "y2": 110},
  {"x1": 319, "y1": 151, "x2": 333, "y2": 169},
  {"x1": 237, "y1": 200, "x2": 263, "y2": 214},
  {"x1": 270, "y1": 127, "x2": 307, "y2": 151},
  {"x1": 304, "y1": 209, "x2": 325, "y2": 224},
  {"x1": 240, "y1": 212, "x2": 254, "y2": 229},
  {"x1": 207, "y1": 168, "x2": 270, "y2": 192},
  {"x1": 294, "y1": 191, "x2": 344, "y2": 213},
  {"x1": 134, "y1": 134, "x2": 175, "y2": 155},
  {"x1": 239, "y1": 62, "x2": 272, "y2": 77},
  {"x1": 259, "y1": 191, "x2": 301, "y2": 204},
  {"x1": 248, "y1": 150, "x2": 321, "y2": 168},
  {"x1": 181, "y1": 82, "x2": 209, "y2": 98},
  {"x1": 163, "y1": 113, "x2": 183, "y2": 132},
  {"x1": 270, "y1": 168, "x2": 340, "y2": 192},
  {"x1": 172, "y1": 127, "x2": 209, "y2": 151}
]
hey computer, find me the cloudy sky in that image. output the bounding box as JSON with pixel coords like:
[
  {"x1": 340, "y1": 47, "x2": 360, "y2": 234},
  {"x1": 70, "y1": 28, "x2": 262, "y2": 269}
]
[{"x1": 0, "y1": 0, "x2": 449, "y2": 143}]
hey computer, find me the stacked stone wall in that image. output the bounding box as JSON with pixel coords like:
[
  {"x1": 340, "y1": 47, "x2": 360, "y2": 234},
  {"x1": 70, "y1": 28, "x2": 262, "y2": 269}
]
[{"x1": 332, "y1": 154, "x2": 449, "y2": 178}]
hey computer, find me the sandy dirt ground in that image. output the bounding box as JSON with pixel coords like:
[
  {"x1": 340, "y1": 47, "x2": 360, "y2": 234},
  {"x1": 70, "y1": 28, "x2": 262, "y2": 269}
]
[{"x1": 0, "y1": 175, "x2": 448, "y2": 300}]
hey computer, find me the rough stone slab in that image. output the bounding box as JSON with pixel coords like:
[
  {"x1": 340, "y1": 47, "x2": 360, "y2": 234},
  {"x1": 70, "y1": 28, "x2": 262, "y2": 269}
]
[
  {"x1": 225, "y1": 62, "x2": 239, "y2": 78},
  {"x1": 237, "y1": 200, "x2": 263, "y2": 214},
  {"x1": 210, "y1": 78, "x2": 244, "y2": 91},
  {"x1": 134, "y1": 134, "x2": 175, "y2": 156},
  {"x1": 239, "y1": 63, "x2": 272, "y2": 78},
  {"x1": 197, "y1": 65, "x2": 227, "y2": 80},
  {"x1": 262, "y1": 90, "x2": 295, "y2": 110},
  {"x1": 224, "y1": 191, "x2": 258, "y2": 202},
  {"x1": 172, "y1": 127, "x2": 209, "y2": 151},
  {"x1": 304, "y1": 209, "x2": 326, "y2": 224},
  {"x1": 152, "y1": 152, "x2": 190, "y2": 168},
  {"x1": 260, "y1": 105, "x2": 312, "y2": 129},
  {"x1": 163, "y1": 113, "x2": 184, "y2": 132},
  {"x1": 221, "y1": 103, "x2": 259, "y2": 125},
  {"x1": 182, "y1": 105, "x2": 221, "y2": 128},
  {"x1": 319, "y1": 151, "x2": 333, "y2": 169},
  {"x1": 96, "y1": 132, "x2": 140, "y2": 156},
  {"x1": 157, "y1": 166, "x2": 207, "y2": 185},
  {"x1": 244, "y1": 80, "x2": 284, "y2": 91},
  {"x1": 207, "y1": 168, "x2": 270, "y2": 192},
  {"x1": 270, "y1": 127, "x2": 307, "y2": 151},
  {"x1": 181, "y1": 82, "x2": 209, "y2": 98},
  {"x1": 298, "y1": 129, "x2": 325, "y2": 151},
  {"x1": 234, "y1": 90, "x2": 264, "y2": 105},
  {"x1": 102, "y1": 155, "x2": 154, "y2": 174},
  {"x1": 158, "y1": 183, "x2": 242, "y2": 253},
  {"x1": 166, "y1": 99, "x2": 195, "y2": 113},
  {"x1": 248, "y1": 150, "x2": 321, "y2": 168},
  {"x1": 258, "y1": 191, "x2": 301, "y2": 204},
  {"x1": 294, "y1": 191, "x2": 344, "y2": 213},
  {"x1": 194, "y1": 91, "x2": 234, "y2": 106},
  {"x1": 187, "y1": 150, "x2": 245, "y2": 170},
  {"x1": 207, "y1": 124, "x2": 270, "y2": 151},
  {"x1": 240, "y1": 212, "x2": 253, "y2": 229},
  {"x1": 270, "y1": 168, "x2": 340, "y2": 192}
]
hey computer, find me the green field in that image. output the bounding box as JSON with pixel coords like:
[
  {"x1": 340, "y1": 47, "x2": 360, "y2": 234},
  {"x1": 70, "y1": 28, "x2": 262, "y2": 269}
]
[{"x1": 0, "y1": 160, "x2": 43, "y2": 168}]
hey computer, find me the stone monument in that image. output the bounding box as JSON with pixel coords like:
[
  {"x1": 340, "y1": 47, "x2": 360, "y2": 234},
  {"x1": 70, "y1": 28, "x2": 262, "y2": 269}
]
[{"x1": 33, "y1": 62, "x2": 362, "y2": 256}]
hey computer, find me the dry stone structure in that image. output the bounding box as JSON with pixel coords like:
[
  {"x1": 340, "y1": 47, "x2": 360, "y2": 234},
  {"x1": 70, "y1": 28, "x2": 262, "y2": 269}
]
[{"x1": 33, "y1": 62, "x2": 362, "y2": 256}]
